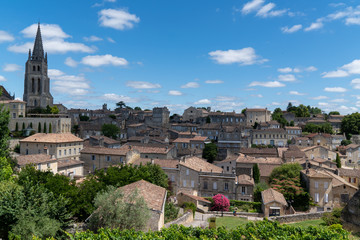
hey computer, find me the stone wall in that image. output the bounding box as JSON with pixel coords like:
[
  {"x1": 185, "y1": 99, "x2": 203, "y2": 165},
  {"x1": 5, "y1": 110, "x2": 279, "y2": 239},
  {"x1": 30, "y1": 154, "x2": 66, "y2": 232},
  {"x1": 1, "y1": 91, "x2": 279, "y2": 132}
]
[
  {"x1": 269, "y1": 211, "x2": 327, "y2": 223},
  {"x1": 206, "y1": 211, "x2": 262, "y2": 217},
  {"x1": 164, "y1": 211, "x2": 193, "y2": 228}
]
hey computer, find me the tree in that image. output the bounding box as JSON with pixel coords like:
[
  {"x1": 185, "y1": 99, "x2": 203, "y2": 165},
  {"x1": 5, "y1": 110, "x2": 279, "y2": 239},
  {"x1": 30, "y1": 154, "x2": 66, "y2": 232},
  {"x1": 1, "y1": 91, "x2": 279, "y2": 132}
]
[
  {"x1": 43, "y1": 122, "x2": 47, "y2": 133},
  {"x1": 271, "y1": 108, "x2": 288, "y2": 127},
  {"x1": 241, "y1": 108, "x2": 246, "y2": 114},
  {"x1": 296, "y1": 104, "x2": 310, "y2": 117},
  {"x1": 49, "y1": 123, "x2": 52, "y2": 133},
  {"x1": 50, "y1": 106, "x2": 59, "y2": 114},
  {"x1": 29, "y1": 122, "x2": 33, "y2": 128},
  {"x1": 253, "y1": 163, "x2": 260, "y2": 184},
  {"x1": 0, "y1": 157, "x2": 13, "y2": 182},
  {"x1": 116, "y1": 101, "x2": 126, "y2": 109},
  {"x1": 79, "y1": 115, "x2": 89, "y2": 121},
  {"x1": 15, "y1": 122, "x2": 18, "y2": 132},
  {"x1": 202, "y1": 142, "x2": 218, "y2": 163},
  {"x1": 38, "y1": 122, "x2": 41, "y2": 133},
  {"x1": 210, "y1": 194, "x2": 230, "y2": 211},
  {"x1": 286, "y1": 102, "x2": 293, "y2": 112},
  {"x1": 0, "y1": 100, "x2": 10, "y2": 159},
  {"x1": 88, "y1": 186, "x2": 150, "y2": 231},
  {"x1": 329, "y1": 111, "x2": 340, "y2": 115},
  {"x1": 101, "y1": 124, "x2": 120, "y2": 139},
  {"x1": 134, "y1": 106, "x2": 142, "y2": 111},
  {"x1": 341, "y1": 139, "x2": 352, "y2": 146},
  {"x1": 254, "y1": 182, "x2": 269, "y2": 202},
  {"x1": 206, "y1": 116, "x2": 211, "y2": 123},
  {"x1": 72, "y1": 125, "x2": 79, "y2": 135},
  {"x1": 341, "y1": 113, "x2": 360, "y2": 139},
  {"x1": 336, "y1": 153, "x2": 341, "y2": 168},
  {"x1": 22, "y1": 122, "x2": 25, "y2": 130}
]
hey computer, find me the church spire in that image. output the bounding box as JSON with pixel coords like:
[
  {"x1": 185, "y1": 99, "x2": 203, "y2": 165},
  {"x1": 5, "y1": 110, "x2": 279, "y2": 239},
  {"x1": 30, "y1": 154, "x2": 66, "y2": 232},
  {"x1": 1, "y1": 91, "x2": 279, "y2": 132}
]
[{"x1": 31, "y1": 22, "x2": 44, "y2": 61}]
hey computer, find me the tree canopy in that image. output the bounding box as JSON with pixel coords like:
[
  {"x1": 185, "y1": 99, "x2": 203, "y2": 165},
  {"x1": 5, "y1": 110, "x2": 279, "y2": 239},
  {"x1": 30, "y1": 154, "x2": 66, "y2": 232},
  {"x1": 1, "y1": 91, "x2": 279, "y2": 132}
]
[
  {"x1": 202, "y1": 142, "x2": 218, "y2": 163},
  {"x1": 101, "y1": 123, "x2": 120, "y2": 139},
  {"x1": 304, "y1": 123, "x2": 333, "y2": 134},
  {"x1": 341, "y1": 112, "x2": 360, "y2": 139}
]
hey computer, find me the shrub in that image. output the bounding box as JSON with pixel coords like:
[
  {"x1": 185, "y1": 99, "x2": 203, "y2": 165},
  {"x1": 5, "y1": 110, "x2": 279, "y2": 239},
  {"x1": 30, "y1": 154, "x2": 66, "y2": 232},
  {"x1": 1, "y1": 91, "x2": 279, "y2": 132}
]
[
  {"x1": 182, "y1": 202, "x2": 196, "y2": 217},
  {"x1": 322, "y1": 208, "x2": 343, "y2": 226},
  {"x1": 229, "y1": 200, "x2": 262, "y2": 213},
  {"x1": 165, "y1": 202, "x2": 179, "y2": 223},
  {"x1": 211, "y1": 194, "x2": 230, "y2": 211}
]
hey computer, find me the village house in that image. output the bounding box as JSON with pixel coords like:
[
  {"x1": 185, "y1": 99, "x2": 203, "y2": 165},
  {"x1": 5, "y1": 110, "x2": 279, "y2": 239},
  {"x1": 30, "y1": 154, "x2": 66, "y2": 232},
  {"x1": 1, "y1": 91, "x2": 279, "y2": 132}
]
[
  {"x1": 291, "y1": 136, "x2": 313, "y2": 148},
  {"x1": 239, "y1": 147, "x2": 279, "y2": 158},
  {"x1": 344, "y1": 144, "x2": 360, "y2": 167},
  {"x1": 182, "y1": 106, "x2": 209, "y2": 122},
  {"x1": 197, "y1": 123, "x2": 220, "y2": 141},
  {"x1": 307, "y1": 133, "x2": 333, "y2": 149},
  {"x1": 258, "y1": 120, "x2": 281, "y2": 130},
  {"x1": 336, "y1": 168, "x2": 360, "y2": 188},
  {"x1": 282, "y1": 145, "x2": 307, "y2": 163},
  {"x1": 217, "y1": 126, "x2": 247, "y2": 159},
  {"x1": 233, "y1": 154, "x2": 282, "y2": 177},
  {"x1": 0, "y1": 99, "x2": 26, "y2": 119},
  {"x1": 172, "y1": 135, "x2": 209, "y2": 156},
  {"x1": 261, "y1": 188, "x2": 287, "y2": 217},
  {"x1": 119, "y1": 142, "x2": 177, "y2": 159},
  {"x1": 19, "y1": 133, "x2": 84, "y2": 160},
  {"x1": 176, "y1": 192, "x2": 211, "y2": 212},
  {"x1": 285, "y1": 126, "x2": 302, "y2": 140},
  {"x1": 301, "y1": 145, "x2": 337, "y2": 161},
  {"x1": 244, "y1": 108, "x2": 271, "y2": 126},
  {"x1": 206, "y1": 111, "x2": 245, "y2": 125},
  {"x1": 235, "y1": 174, "x2": 255, "y2": 201},
  {"x1": 88, "y1": 135, "x2": 121, "y2": 148},
  {"x1": 250, "y1": 129, "x2": 287, "y2": 147}
]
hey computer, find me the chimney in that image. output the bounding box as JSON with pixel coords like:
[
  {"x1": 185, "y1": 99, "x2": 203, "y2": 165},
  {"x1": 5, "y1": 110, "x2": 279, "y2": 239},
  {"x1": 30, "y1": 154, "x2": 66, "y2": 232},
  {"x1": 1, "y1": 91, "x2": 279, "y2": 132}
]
[
  {"x1": 151, "y1": 158, "x2": 154, "y2": 164},
  {"x1": 99, "y1": 137, "x2": 104, "y2": 147}
]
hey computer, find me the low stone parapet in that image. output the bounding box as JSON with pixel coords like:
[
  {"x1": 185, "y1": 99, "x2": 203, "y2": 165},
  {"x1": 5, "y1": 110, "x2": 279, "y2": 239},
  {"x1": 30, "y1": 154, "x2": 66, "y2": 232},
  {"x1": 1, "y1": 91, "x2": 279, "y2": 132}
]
[
  {"x1": 164, "y1": 211, "x2": 193, "y2": 228},
  {"x1": 269, "y1": 211, "x2": 327, "y2": 223}
]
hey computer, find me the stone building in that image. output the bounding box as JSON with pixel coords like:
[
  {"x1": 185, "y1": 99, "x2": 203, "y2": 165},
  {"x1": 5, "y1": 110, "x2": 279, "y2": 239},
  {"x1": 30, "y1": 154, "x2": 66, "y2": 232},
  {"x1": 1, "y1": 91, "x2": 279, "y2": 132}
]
[
  {"x1": 336, "y1": 168, "x2": 360, "y2": 187},
  {"x1": 206, "y1": 111, "x2": 245, "y2": 125},
  {"x1": 152, "y1": 107, "x2": 170, "y2": 127},
  {"x1": 250, "y1": 129, "x2": 287, "y2": 147},
  {"x1": 10, "y1": 117, "x2": 71, "y2": 134},
  {"x1": 182, "y1": 107, "x2": 209, "y2": 122},
  {"x1": 173, "y1": 135, "x2": 209, "y2": 156},
  {"x1": 20, "y1": 133, "x2": 83, "y2": 160},
  {"x1": 285, "y1": 126, "x2": 302, "y2": 140},
  {"x1": 23, "y1": 23, "x2": 53, "y2": 109},
  {"x1": 0, "y1": 85, "x2": 15, "y2": 100},
  {"x1": 261, "y1": 188, "x2": 287, "y2": 217},
  {"x1": 0, "y1": 100, "x2": 26, "y2": 119},
  {"x1": 119, "y1": 143, "x2": 177, "y2": 159},
  {"x1": 301, "y1": 145, "x2": 337, "y2": 161},
  {"x1": 244, "y1": 108, "x2": 271, "y2": 126}
]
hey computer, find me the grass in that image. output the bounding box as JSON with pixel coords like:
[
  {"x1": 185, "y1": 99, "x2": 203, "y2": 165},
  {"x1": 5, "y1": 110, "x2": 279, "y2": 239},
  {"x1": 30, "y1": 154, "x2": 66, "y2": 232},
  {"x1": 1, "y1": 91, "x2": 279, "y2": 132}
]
[{"x1": 214, "y1": 216, "x2": 249, "y2": 230}]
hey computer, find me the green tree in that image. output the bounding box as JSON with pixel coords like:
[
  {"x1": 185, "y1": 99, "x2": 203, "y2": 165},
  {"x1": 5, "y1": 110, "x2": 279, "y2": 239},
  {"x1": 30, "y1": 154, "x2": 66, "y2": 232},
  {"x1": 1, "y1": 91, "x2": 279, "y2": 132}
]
[
  {"x1": 43, "y1": 122, "x2": 47, "y2": 133},
  {"x1": 22, "y1": 122, "x2": 25, "y2": 131},
  {"x1": 38, "y1": 122, "x2": 41, "y2": 133},
  {"x1": 134, "y1": 106, "x2": 142, "y2": 111},
  {"x1": 49, "y1": 123, "x2": 52, "y2": 133},
  {"x1": 0, "y1": 100, "x2": 10, "y2": 160},
  {"x1": 79, "y1": 115, "x2": 89, "y2": 121},
  {"x1": 72, "y1": 124, "x2": 79, "y2": 135},
  {"x1": 341, "y1": 139, "x2": 352, "y2": 146},
  {"x1": 253, "y1": 163, "x2": 260, "y2": 184},
  {"x1": 116, "y1": 101, "x2": 126, "y2": 109},
  {"x1": 206, "y1": 116, "x2": 211, "y2": 123},
  {"x1": 329, "y1": 111, "x2": 340, "y2": 115},
  {"x1": 101, "y1": 124, "x2": 120, "y2": 139},
  {"x1": 15, "y1": 122, "x2": 18, "y2": 132},
  {"x1": 202, "y1": 142, "x2": 218, "y2": 163},
  {"x1": 254, "y1": 182, "x2": 269, "y2": 202},
  {"x1": 341, "y1": 113, "x2": 360, "y2": 139},
  {"x1": 29, "y1": 122, "x2": 33, "y2": 128},
  {"x1": 0, "y1": 157, "x2": 13, "y2": 182},
  {"x1": 88, "y1": 186, "x2": 150, "y2": 231},
  {"x1": 296, "y1": 104, "x2": 310, "y2": 117},
  {"x1": 336, "y1": 153, "x2": 341, "y2": 168},
  {"x1": 271, "y1": 108, "x2": 288, "y2": 127},
  {"x1": 50, "y1": 106, "x2": 59, "y2": 114}
]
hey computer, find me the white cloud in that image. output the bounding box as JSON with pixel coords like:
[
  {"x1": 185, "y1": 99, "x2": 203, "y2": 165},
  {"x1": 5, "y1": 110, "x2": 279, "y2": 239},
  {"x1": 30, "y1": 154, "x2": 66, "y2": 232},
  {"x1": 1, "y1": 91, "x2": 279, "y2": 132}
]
[
  {"x1": 346, "y1": 17, "x2": 360, "y2": 25},
  {"x1": 102, "y1": 93, "x2": 138, "y2": 103},
  {"x1": 181, "y1": 82, "x2": 200, "y2": 88},
  {"x1": 205, "y1": 80, "x2": 224, "y2": 84},
  {"x1": 3, "y1": 64, "x2": 21, "y2": 72},
  {"x1": 256, "y1": 3, "x2": 275, "y2": 17},
  {"x1": 281, "y1": 24, "x2": 302, "y2": 33},
  {"x1": 278, "y1": 67, "x2": 292, "y2": 73},
  {"x1": 65, "y1": 57, "x2": 78, "y2": 67},
  {"x1": 107, "y1": 37, "x2": 116, "y2": 43},
  {"x1": 216, "y1": 96, "x2": 237, "y2": 101},
  {"x1": 305, "y1": 66, "x2": 317, "y2": 72},
  {"x1": 318, "y1": 102, "x2": 329, "y2": 106},
  {"x1": 293, "y1": 68, "x2": 301, "y2": 73},
  {"x1": 8, "y1": 23, "x2": 95, "y2": 54},
  {"x1": 81, "y1": 54, "x2": 128, "y2": 67},
  {"x1": 194, "y1": 99, "x2": 211, "y2": 105},
  {"x1": 311, "y1": 96, "x2": 328, "y2": 100},
  {"x1": 83, "y1": 35, "x2": 103, "y2": 42},
  {"x1": 168, "y1": 90, "x2": 183, "y2": 96},
  {"x1": 126, "y1": 81, "x2": 161, "y2": 89},
  {"x1": 98, "y1": 9, "x2": 140, "y2": 30},
  {"x1": 330, "y1": 98, "x2": 347, "y2": 103},
  {"x1": 304, "y1": 21, "x2": 324, "y2": 31},
  {"x1": 209, "y1": 47, "x2": 267, "y2": 65},
  {"x1": 249, "y1": 81, "x2": 285, "y2": 87},
  {"x1": 351, "y1": 78, "x2": 360, "y2": 89},
  {"x1": 322, "y1": 59, "x2": 360, "y2": 78},
  {"x1": 289, "y1": 91, "x2": 305, "y2": 95},
  {"x1": 241, "y1": 0, "x2": 264, "y2": 14},
  {"x1": 322, "y1": 69, "x2": 349, "y2": 78},
  {"x1": 251, "y1": 94, "x2": 263, "y2": 98},
  {"x1": 0, "y1": 76, "x2": 6, "y2": 81},
  {"x1": 324, "y1": 87, "x2": 347, "y2": 92},
  {"x1": 278, "y1": 74, "x2": 296, "y2": 82},
  {"x1": 0, "y1": 30, "x2": 14, "y2": 43},
  {"x1": 49, "y1": 69, "x2": 90, "y2": 96}
]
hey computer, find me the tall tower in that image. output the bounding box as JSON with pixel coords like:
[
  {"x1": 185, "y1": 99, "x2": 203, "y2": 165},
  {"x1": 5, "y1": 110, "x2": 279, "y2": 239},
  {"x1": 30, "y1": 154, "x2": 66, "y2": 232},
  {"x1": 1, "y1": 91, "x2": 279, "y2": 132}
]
[{"x1": 23, "y1": 23, "x2": 53, "y2": 110}]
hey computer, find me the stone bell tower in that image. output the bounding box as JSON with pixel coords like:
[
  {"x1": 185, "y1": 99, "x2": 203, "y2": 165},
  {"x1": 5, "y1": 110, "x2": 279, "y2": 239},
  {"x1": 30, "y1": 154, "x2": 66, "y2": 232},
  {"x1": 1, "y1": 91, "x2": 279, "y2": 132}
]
[{"x1": 23, "y1": 23, "x2": 53, "y2": 110}]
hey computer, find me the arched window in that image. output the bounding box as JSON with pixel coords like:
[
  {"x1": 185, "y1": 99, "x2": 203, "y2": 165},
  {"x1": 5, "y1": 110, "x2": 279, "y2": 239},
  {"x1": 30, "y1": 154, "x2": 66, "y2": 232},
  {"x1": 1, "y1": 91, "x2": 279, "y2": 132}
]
[
  {"x1": 33, "y1": 66, "x2": 35, "y2": 71},
  {"x1": 31, "y1": 78, "x2": 35, "y2": 93},
  {"x1": 38, "y1": 66, "x2": 40, "y2": 71},
  {"x1": 38, "y1": 78, "x2": 41, "y2": 93}
]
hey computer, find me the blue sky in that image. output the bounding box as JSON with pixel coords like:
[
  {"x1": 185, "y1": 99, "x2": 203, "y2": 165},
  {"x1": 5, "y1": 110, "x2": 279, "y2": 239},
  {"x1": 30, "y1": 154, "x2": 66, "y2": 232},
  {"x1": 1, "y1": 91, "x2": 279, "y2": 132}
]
[{"x1": 1, "y1": 0, "x2": 360, "y2": 114}]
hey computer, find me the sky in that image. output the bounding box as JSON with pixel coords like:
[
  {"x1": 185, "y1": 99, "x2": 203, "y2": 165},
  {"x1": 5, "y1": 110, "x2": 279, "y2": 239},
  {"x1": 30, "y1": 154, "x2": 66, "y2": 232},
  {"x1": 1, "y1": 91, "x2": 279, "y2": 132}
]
[{"x1": 0, "y1": 0, "x2": 360, "y2": 115}]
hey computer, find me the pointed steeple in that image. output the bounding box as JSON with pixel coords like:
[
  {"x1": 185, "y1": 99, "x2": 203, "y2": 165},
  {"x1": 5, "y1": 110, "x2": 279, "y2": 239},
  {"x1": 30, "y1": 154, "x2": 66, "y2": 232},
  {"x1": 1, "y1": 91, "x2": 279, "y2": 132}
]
[{"x1": 32, "y1": 22, "x2": 44, "y2": 61}]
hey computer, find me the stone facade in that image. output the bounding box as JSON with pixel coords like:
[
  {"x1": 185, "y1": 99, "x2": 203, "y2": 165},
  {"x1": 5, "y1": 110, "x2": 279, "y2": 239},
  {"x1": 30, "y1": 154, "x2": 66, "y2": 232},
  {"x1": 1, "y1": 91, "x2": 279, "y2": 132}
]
[
  {"x1": 0, "y1": 100, "x2": 26, "y2": 120},
  {"x1": 244, "y1": 108, "x2": 271, "y2": 126},
  {"x1": 10, "y1": 117, "x2": 71, "y2": 133},
  {"x1": 182, "y1": 107, "x2": 209, "y2": 122},
  {"x1": 251, "y1": 129, "x2": 287, "y2": 147},
  {"x1": 152, "y1": 107, "x2": 170, "y2": 127}
]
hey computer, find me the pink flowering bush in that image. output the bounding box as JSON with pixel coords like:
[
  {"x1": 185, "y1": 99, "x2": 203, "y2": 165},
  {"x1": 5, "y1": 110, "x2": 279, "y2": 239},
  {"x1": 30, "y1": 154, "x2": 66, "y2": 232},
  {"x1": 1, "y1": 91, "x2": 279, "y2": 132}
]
[{"x1": 210, "y1": 194, "x2": 230, "y2": 211}]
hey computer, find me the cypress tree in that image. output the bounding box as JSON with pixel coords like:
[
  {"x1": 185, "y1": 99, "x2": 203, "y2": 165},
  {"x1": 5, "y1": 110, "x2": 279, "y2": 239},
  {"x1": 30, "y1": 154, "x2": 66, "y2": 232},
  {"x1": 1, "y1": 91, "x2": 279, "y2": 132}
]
[
  {"x1": 15, "y1": 122, "x2": 18, "y2": 132},
  {"x1": 253, "y1": 163, "x2": 260, "y2": 184},
  {"x1": 49, "y1": 123, "x2": 52, "y2": 133},
  {"x1": 22, "y1": 122, "x2": 25, "y2": 130},
  {"x1": 38, "y1": 122, "x2": 41, "y2": 133},
  {"x1": 30, "y1": 122, "x2": 33, "y2": 128},
  {"x1": 43, "y1": 122, "x2": 47, "y2": 133},
  {"x1": 336, "y1": 153, "x2": 341, "y2": 168}
]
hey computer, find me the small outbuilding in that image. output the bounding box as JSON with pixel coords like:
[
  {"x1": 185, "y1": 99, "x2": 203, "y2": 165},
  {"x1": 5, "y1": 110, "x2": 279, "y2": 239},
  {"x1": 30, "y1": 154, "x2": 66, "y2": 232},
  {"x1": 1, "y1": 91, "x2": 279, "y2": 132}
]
[{"x1": 261, "y1": 188, "x2": 287, "y2": 217}]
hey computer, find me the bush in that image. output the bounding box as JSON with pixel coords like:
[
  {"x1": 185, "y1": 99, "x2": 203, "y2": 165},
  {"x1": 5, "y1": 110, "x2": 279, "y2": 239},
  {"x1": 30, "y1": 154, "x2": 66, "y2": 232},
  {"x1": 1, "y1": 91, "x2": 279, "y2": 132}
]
[
  {"x1": 211, "y1": 194, "x2": 230, "y2": 212},
  {"x1": 13, "y1": 144, "x2": 20, "y2": 153},
  {"x1": 229, "y1": 200, "x2": 262, "y2": 213},
  {"x1": 182, "y1": 202, "x2": 196, "y2": 217},
  {"x1": 165, "y1": 202, "x2": 179, "y2": 223},
  {"x1": 322, "y1": 208, "x2": 343, "y2": 226}
]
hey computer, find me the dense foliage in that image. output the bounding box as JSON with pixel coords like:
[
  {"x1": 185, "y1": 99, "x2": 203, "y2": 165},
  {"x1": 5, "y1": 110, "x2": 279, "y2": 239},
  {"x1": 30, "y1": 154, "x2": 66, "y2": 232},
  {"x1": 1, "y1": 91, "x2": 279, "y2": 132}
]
[
  {"x1": 65, "y1": 219, "x2": 350, "y2": 240},
  {"x1": 229, "y1": 200, "x2": 262, "y2": 213},
  {"x1": 165, "y1": 202, "x2": 179, "y2": 223},
  {"x1": 341, "y1": 112, "x2": 360, "y2": 139},
  {"x1": 287, "y1": 103, "x2": 322, "y2": 117},
  {"x1": 336, "y1": 153, "x2": 341, "y2": 168},
  {"x1": 253, "y1": 163, "x2": 260, "y2": 184},
  {"x1": 271, "y1": 108, "x2": 288, "y2": 127},
  {"x1": 202, "y1": 142, "x2": 218, "y2": 163},
  {"x1": 101, "y1": 123, "x2": 120, "y2": 139},
  {"x1": 322, "y1": 208, "x2": 343, "y2": 226},
  {"x1": 341, "y1": 139, "x2": 352, "y2": 146},
  {"x1": 88, "y1": 186, "x2": 150, "y2": 232},
  {"x1": 304, "y1": 123, "x2": 333, "y2": 134},
  {"x1": 211, "y1": 194, "x2": 230, "y2": 211}
]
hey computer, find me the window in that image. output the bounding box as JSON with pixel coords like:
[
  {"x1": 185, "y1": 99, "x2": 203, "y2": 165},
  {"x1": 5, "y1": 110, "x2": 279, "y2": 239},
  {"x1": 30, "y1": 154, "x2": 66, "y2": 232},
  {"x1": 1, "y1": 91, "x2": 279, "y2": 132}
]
[
  {"x1": 47, "y1": 163, "x2": 50, "y2": 169},
  {"x1": 242, "y1": 186, "x2": 246, "y2": 194},
  {"x1": 226, "y1": 166, "x2": 229, "y2": 172},
  {"x1": 183, "y1": 180, "x2": 186, "y2": 187},
  {"x1": 315, "y1": 181, "x2": 319, "y2": 188},
  {"x1": 74, "y1": 148, "x2": 76, "y2": 154},
  {"x1": 171, "y1": 175, "x2": 175, "y2": 182},
  {"x1": 59, "y1": 150, "x2": 61, "y2": 156},
  {"x1": 12, "y1": 113, "x2": 16, "y2": 119},
  {"x1": 224, "y1": 182, "x2": 229, "y2": 190},
  {"x1": 324, "y1": 193, "x2": 329, "y2": 203},
  {"x1": 92, "y1": 155, "x2": 96, "y2": 160},
  {"x1": 213, "y1": 182, "x2": 217, "y2": 190},
  {"x1": 324, "y1": 182, "x2": 328, "y2": 189},
  {"x1": 64, "y1": 150, "x2": 67, "y2": 155},
  {"x1": 26, "y1": 149, "x2": 28, "y2": 155},
  {"x1": 191, "y1": 180, "x2": 194, "y2": 188},
  {"x1": 37, "y1": 164, "x2": 41, "y2": 170},
  {"x1": 186, "y1": 169, "x2": 189, "y2": 175},
  {"x1": 107, "y1": 156, "x2": 111, "y2": 161},
  {"x1": 315, "y1": 193, "x2": 319, "y2": 202},
  {"x1": 120, "y1": 157, "x2": 124, "y2": 163},
  {"x1": 69, "y1": 149, "x2": 72, "y2": 155},
  {"x1": 203, "y1": 181, "x2": 208, "y2": 189}
]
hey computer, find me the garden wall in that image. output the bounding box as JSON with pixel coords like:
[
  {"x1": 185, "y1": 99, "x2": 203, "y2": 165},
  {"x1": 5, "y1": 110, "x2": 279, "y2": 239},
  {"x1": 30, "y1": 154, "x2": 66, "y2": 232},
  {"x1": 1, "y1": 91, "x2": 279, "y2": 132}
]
[
  {"x1": 164, "y1": 211, "x2": 193, "y2": 228},
  {"x1": 269, "y1": 212, "x2": 327, "y2": 223}
]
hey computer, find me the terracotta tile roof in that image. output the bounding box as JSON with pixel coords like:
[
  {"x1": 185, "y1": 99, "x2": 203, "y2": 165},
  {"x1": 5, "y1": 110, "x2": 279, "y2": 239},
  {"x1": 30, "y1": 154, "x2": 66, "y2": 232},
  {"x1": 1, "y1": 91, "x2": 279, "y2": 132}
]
[
  {"x1": 245, "y1": 108, "x2": 269, "y2": 112},
  {"x1": 179, "y1": 156, "x2": 223, "y2": 173},
  {"x1": 118, "y1": 180, "x2": 166, "y2": 212},
  {"x1": 57, "y1": 159, "x2": 84, "y2": 168},
  {"x1": 237, "y1": 174, "x2": 255, "y2": 185},
  {"x1": 301, "y1": 168, "x2": 332, "y2": 178},
  {"x1": 239, "y1": 148, "x2": 278, "y2": 156},
  {"x1": 259, "y1": 164, "x2": 279, "y2": 177},
  {"x1": 0, "y1": 99, "x2": 26, "y2": 104},
  {"x1": 252, "y1": 128, "x2": 286, "y2": 133},
  {"x1": 89, "y1": 135, "x2": 120, "y2": 145},
  {"x1": 20, "y1": 133, "x2": 84, "y2": 144},
  {"x1": 306, "y1": 133, "x2": 332, "y2": 138},
  {"x1": 178, "y1": 192, "x2": 211, "y2": 203},
  {"x1": 173, "y1": 136, "x2": 208, "y2": 143},
  {"x1": 261, "y1": 188, "x2": 287, "y2": 206},
  {"x1": 345, "y1": 144, "x2": 360, "y2": 150},
  {"x1": 81, "y1": 146, "x2": 129, "y2": 156},
  {"x1": 132, "y1": 158, "x2": 179, "y2": 169},
  {"x1": 328, "y1": 119, "x2": 342, "y2": 123},
  {"x1": 17, "y1": 154, "x2": 56, "y2": 166},
  {"x1": 283, "y1": 149, "x2": 306, "y2": 159},
  {"x1": 198, "y1": 123, "x2": 221, "y2": 129},
  {"x1": 337, "y1": 168, "x2": 360, "y2": 178},
  {"x1": 120, "y1": 143, "x2": 174, "y2": 154},
  {"x1": 285, "y1": 126, "x2": 302, "y2": 130},
  {"x1": 235, "y1": 154, "x2": 282, "y2": 164},
  {"x1": 301, "y1": 145, "x2": 332, "y2": 152},
  {"x1": 324, "y1": 171, "x2": 358, "y2": 190}
]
